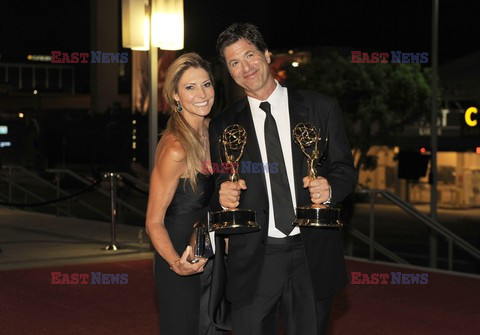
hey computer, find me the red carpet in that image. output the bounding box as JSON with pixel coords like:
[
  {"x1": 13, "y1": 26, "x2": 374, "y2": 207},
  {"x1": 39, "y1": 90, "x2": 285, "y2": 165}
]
[
  {"x1": 1, "y1": 258, "x2": 479, "y2": 335},
  {"x1": 329, "y1": 260, "x2": 480, "y2": 335},
  {"x1": 0, "y1": 259, "x2": 160, "y2": 335}
]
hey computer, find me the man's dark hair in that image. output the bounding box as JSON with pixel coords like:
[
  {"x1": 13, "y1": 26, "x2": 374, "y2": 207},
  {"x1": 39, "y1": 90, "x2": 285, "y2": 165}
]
[{"x1": 216, "y1": 22, "x2": 269, "y2": 65}]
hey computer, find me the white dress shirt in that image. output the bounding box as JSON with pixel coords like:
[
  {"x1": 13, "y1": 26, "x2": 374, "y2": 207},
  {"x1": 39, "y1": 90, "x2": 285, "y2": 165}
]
[{"x1": 248, "y1": 81, "x2": 300, "y2": 238}]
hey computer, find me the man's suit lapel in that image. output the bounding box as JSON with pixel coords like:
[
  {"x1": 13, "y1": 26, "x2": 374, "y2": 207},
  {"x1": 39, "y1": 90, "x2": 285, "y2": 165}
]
[
  {"x1": 288, "y1": 89, "x2": 309, "y2": 205},
  {"x1": 233, "y1": 100, "x2": 268, "y2": 201}
]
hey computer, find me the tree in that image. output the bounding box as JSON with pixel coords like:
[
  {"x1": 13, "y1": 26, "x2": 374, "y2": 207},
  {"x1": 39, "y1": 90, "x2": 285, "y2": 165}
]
[{"x1": 284, "y1": 50, "x2": 432, "y2": 173}]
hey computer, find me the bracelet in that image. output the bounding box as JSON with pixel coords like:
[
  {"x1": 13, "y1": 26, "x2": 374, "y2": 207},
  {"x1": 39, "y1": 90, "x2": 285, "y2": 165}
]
[{"x1": 169, "y1": 258, "x2": 180, "y2": 270}]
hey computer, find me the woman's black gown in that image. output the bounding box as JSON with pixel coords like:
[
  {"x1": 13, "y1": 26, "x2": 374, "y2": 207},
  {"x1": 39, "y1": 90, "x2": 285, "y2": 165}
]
[{"x1": 154, "y1": 173, "x2": 219, "y2": 335}]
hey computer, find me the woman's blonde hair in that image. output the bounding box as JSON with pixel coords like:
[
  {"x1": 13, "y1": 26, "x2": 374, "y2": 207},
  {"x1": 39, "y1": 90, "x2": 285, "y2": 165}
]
[{"x1": 162, "y1": 52, "x2": 214, "y2": 191}]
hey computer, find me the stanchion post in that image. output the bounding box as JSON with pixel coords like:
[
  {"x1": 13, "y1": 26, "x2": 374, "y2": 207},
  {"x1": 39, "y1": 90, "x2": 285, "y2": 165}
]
[
  {"x1": 369, "y1": 190, "x2": 376, "y2": 261},
  {"x1": 104, "y1": 172, "x2": 121, "y2": 251},
  {"x1": 55, "y1": 171, "x2": 61, "y2": 216},
  {"x1": 8, "y1": 166, "x2": 12, "y2": 203}
]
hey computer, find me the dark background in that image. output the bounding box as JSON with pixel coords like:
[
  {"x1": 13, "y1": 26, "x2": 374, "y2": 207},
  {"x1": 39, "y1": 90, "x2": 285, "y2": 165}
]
[
  {"x1": 0, "y1": 0, "x2": 478, "y2": 64},
  {"x1": 0, "y1": 0, "x2": 478, "y2": 172}
]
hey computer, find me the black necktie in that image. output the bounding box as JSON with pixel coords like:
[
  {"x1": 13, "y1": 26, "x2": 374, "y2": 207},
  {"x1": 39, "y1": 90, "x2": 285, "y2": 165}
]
[{"x1": 259, "y1": 101, "x2": 295, "y2": 235}]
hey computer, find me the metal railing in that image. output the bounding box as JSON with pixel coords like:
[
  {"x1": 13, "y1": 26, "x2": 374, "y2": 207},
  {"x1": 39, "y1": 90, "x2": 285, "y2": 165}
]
[
  {"x1": 46, "y1": 168, "x2": 146, "y2": 220},
  {"x1": 100, "y1": 172, "x2": 149, "y2": 251},
  {"x1": 0, "y1": 165, "x2": 104, "y2": 218},
  {"x1": 354, "y1": 188, "x2": 480, "y2": 271},
  {"x1": 0, "y1": 62, "x2": 75, "y2": 93},
  {"x1": 0, "y1": 166, "x2": 147, "y2": 224},
  {"x1": 347, "y1": 226, "x2": 409, "y2": 264},
  {"x1": 3, "y1": 166, "x2": 478, "y2": 266}
]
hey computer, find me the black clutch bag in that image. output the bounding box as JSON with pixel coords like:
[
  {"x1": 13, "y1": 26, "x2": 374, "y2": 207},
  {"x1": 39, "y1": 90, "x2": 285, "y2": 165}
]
[{"x1": 189, "y1": 218, "x2": 214, "y2": 263}]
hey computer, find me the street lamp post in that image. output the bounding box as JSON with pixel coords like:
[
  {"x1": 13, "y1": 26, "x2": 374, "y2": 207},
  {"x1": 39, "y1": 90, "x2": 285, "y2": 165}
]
[
  {"x1": 430, "y1": 0, "x2": 439, "y2": 268},
  {"x1": 148, "y1": 41, "x2": 158, "y2": 175},
  {"x1": 121, "y1": 0, "x2": 184, "y2": 175}
]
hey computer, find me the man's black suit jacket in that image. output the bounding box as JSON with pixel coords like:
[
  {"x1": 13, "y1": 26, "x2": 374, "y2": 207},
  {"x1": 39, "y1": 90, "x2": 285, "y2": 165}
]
[{"x1": 208, "y1": 87, "x2": 358, "y2": 305}]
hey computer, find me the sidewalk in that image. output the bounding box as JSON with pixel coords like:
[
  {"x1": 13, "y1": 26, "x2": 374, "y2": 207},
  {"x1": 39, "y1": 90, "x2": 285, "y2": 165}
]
[
  {"x1": 1, "y1": 203, "x2": 479, "y2": 271},
  {"x1": 0, "y1": 207, "x2": 152, "y2": 271}
]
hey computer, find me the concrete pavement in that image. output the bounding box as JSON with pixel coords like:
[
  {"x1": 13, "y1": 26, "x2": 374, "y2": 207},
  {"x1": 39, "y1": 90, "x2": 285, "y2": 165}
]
[
  {"x1": 1, "y1": 202, "x2": 479, "y2": 273},
  {"x1": 0, "y1": 207, "x2": 152, "y2": 271}
]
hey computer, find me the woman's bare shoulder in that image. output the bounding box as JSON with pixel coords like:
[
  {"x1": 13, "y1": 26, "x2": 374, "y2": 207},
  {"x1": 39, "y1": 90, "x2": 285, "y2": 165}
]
[{"x1": 157, "y1": 133, "x2": 186, "y2": 163}]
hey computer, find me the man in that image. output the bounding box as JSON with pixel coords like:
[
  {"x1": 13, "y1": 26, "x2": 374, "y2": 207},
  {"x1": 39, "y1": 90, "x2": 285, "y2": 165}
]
[{"x1": 209, "y1": 23, "x2": 357, "y2": 335}]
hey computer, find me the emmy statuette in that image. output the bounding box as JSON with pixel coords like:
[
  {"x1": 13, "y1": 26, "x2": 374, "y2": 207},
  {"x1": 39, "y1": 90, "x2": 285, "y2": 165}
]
[
  {"x1": 292, "y1": 122, "x2": 342, "y2": 228},
  {"x1": 209, "y1": 124, "x2": 259, "y2": 235}
]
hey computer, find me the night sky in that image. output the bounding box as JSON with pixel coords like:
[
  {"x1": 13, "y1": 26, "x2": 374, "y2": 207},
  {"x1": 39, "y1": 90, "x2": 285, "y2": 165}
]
[{"x1": 0, "y1": 0, "x2": 478, "y2": 65}]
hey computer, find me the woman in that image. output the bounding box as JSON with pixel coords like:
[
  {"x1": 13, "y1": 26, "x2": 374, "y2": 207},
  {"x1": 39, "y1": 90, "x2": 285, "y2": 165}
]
[{"x1": 145, "y1": 52, "x2": 219, "y2": 334}]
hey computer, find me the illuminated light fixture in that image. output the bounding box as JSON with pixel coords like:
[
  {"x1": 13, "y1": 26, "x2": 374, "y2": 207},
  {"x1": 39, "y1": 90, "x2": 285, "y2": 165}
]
[
  {"x1": 33, "y1": 90, "x2": 38, "y2": 95},
  {"x1": 121, "y1": 0, "x2": 184, "y2": 174},
  {"x1": 122, "y1": 0, "x2": 150, "y2": 51},
  {"x1": 292, "y1": 61, "x2": 299, "y2": 67},
  {"x1": 151, "y1": 0, "x2": 184, "y2": 50},
  {"x1": 465, "y1": 107, "x2": 478, "y2": 127},
  {"x1": 420, "y1": 147, "x2": 426, "y2": 153},
  {"x1": 18, "y1": 112, "x2": 24, "y2": 118}
]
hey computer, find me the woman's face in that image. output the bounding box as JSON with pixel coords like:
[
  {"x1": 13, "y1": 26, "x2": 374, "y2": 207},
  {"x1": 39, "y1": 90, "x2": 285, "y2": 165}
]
[{"x1": 174, "y1": 67, "x2": 214, "y2": 120}]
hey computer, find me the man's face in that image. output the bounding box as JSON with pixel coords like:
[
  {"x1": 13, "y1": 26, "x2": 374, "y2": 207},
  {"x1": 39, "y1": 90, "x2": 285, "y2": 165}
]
[{"x1": 223, "y1": 38, "x2": 273, "y2": 100}]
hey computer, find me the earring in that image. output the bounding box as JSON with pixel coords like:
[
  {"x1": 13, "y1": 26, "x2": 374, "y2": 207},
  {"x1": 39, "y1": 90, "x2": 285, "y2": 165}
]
[{"x1": 176, "y1": 100, "x2": 182, "y2": 112}]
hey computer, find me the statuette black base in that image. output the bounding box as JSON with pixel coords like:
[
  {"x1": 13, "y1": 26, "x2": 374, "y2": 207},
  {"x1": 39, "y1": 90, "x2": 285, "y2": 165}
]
[
  {"x1": 294, "y1": 205, "x2": 342, "y2": 228},
  {"x1": 210, "y1": 208, "x2": 259, "y2": 235}
]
